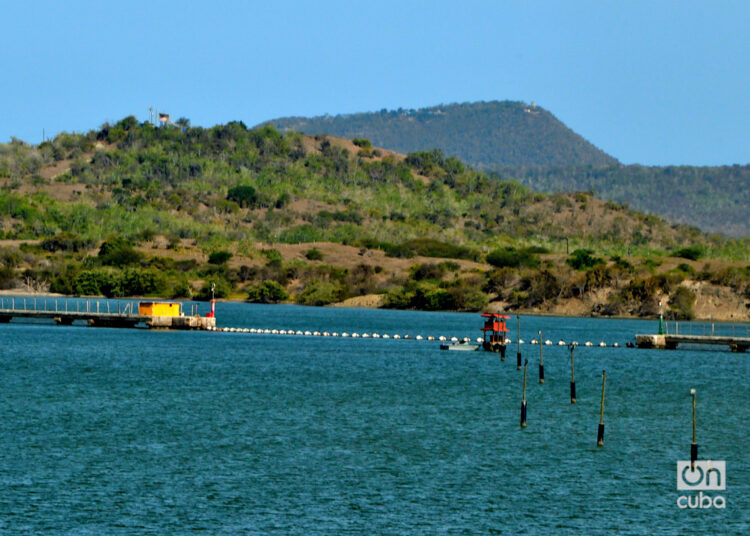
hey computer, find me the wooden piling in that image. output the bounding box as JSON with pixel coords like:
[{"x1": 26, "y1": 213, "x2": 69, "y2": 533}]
[
  {"x1": 690, "y1": 388, "x2": 698, "y2": 469},
  {"x1": 521, "y1": 359, "x2": 528, "y2": 428},
  {"x1": 597, "y1": 370, "x2": 606, "y2": 446},
  {"x1": 538, "y1": 330, "x2": 544, "y2": 383},
  {"x1": 569, "y1": 344, "x2": 576, "y2": 404},
  {"x1": 516, "y1": 315, "x2": 522, "y2": 370}
]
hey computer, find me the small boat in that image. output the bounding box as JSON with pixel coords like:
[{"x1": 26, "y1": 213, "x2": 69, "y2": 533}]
[{"x1": 440, "y1": 340, "x2": 480, "y2": 351}]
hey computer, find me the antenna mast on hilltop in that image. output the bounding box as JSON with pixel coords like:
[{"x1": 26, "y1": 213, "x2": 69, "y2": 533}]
[{"x1": 148, "y1": 106, "x2": 154, "y2": 125}]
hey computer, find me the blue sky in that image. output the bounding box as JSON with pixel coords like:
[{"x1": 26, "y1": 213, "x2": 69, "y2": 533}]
[{"x1": 2, "y1": 1, "x2": 748, "y2": 166}]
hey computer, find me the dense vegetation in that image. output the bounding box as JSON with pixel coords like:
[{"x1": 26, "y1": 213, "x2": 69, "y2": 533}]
[
  {"x1": 493, "y1": 164, "x2": 750, "y2": 237},
  {"x1": 0, "y1": 118, "x2": 748, "y2": 316},
  {"x1": 270, "y1": 101, "x2": 617, "y2": 169},
  {"x1": 269, "y1": 101, "x2": 750, "y2": 237}
]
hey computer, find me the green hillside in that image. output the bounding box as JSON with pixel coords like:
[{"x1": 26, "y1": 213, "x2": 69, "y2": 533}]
[
  {"x1": 270, "y1": 101, "x2": 618, "y2": 169},
  {"x1": 0, "y1": 118, "x2": 748, "y2": 317},
  {"x1": 496, "y1": 164, "x2": 750, "y2": 237},
  {"x1": 268, "y1": 101, "x2": 750, "y2": 237}
]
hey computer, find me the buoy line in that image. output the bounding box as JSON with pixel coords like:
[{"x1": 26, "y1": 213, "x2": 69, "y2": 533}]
[{"x1": 207, "y1": 326, "x2": 627, "y2": 348}]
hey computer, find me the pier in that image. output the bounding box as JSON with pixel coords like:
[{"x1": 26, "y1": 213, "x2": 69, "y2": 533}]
[
  {"x1": 636, "y1": 321, "x2": 750, "y2": 352},
  {"x1": 0, "y1": 297, "x2": 215, "y2": 330}
]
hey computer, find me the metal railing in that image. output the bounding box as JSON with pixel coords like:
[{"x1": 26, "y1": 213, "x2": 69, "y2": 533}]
[
  {"x1": 0, "y1": 296, "x2": 140, "y2": 316},
  {"x1": 664, "y1": 320, "x2": 750, "y2": 338}
]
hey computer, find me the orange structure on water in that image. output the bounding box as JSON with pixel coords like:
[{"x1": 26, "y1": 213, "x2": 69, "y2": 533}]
[{"x1": 481, "y1": 313, "x2": 509, "y2": 356}]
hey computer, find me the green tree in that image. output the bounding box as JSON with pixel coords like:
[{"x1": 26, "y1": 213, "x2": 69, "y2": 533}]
[
  {"x1": 227, "y1": 184, "x2": 258, "y2": 208},
  {"x1": 247, "y1": 280, "x2": 289, "y2": 303}
]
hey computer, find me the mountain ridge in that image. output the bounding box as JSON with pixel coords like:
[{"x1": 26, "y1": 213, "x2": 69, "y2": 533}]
[
  {"x1": 270, "y1": 101, "x2": 618, "y2": 169},
  {"x1": 267, "y1": 101, "x2": 750, "y2": 237}
]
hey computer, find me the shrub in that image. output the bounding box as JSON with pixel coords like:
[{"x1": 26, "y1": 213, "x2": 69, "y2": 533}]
[
  {"x1": 196, "y1": 279, "x2": 231, "y2": 300},
  {"x1": 247, "y1": 280, "x2": 289, "y2": 303},
  {"x1": 486, "y1": 247, "x2": 540, "y2": 269},
  {"x1": 448, "y1": 281, "x2": 489, "y2": 311},
  {"x1": 296, "y1": 279, "x2": 345, "y2": 306},
  {"x1": 171, "y1": 278, "x2": 193, "y2": 299},
  {"x1": 208, "y1": 250, "x2": 233, "y2": 265},
  {"x1": 567, "y1": 249, "x2": 603, "y2": 270},
  {"x1": 41, "y1": 232, "x2": 93, "y2": 253},
  {"x1": 668, "y1": 285, "x2": 696, "y2": 320},
  {"x1": 352, "y1": 138, "x2": 372, "y2": 148},
  {"x1": 674, "y1": 246, "x2": 704, "y2": 261},
  {"x1": 411, "y1": 263, "x2": 446, "y2": 281},
  {"x1": 98, "y1": 236, "x2": 142, "y2": 267},
  {"x1": 305, "y1": 248, "x2": 324, "y2": 261},
  {"x1": 226, "y1": 184, "x2": 258, "y2": 208}
]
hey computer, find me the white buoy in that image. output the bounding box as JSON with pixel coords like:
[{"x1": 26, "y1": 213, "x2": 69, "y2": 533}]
[
  {"x1": 404, "y1": 335, "x2": 411, "y2": 339},
  {"x1": 352, "y1": 333, "x2": 360, "y2": 338},
  {"x1": 323, "y1": 331, "x2": 330, "y2": 337},
  {"x1": 612, "y1": 342, "x2": 620, "y2": 348},
  {"x1": 427, "y1": 335, "x2": 435, "y2": 341},
  {"x1": 558, "y1": 340, "x2": 566, "y2": 346},
  {"x1": 372, "y1": 333, "x2": 380, "y2": 338},
  {"x1": 571, "y1": 341, "x2": 579, "y2": 346},
  {"x1": 545, "y1": 340, "x2": 553, "y2": 346},
  {"x1": 476, "y1": 337, "x2": 483, "y2": 343},
  {"x1": 451, "y1": 336, "x2": 458, "y2": 342},
  {"x1": 393, "y1": 334, "x2": 401, "y2": 339},
  {"x1": 505, "y1": 338, "x2": 512, "y2": 344},
  {"x1": 382, "y1": 334, "x2": 390, "y2": 339},
  {"x1": 342, "y1": 332, "x2": 350, "y2": 337},
  {"x1": 243, "y1": 328, "x2": 249, "y2": 333},
  {"x1": 295, "y1": 330, "x2": 303, "y2": 336},
  {"x1": 585, "y1": 341, "x2": 593, "y2": 347},
  {"x1": 438, "y1": 336, "x2": 446, "y2": 341},
  {"x1": 313, "y1": 331, "x2": 321, "y2": 336},
  {"x1": 599, "y1": 341, "x2": 607, "y2": 347},
  {"x1": 304, "y1": 330, "x2": 312, "y2": 336},
  {"x1": 416, "y1": 335, "x2": 423, "y2": 340},
  {"x1": 332, "y1": 332, "x2": 339, "y2": 337},
  {"x1": 519, "y1": 339, "x2": 525, "y2": 344},
  {"x1": 362, "y1": 333, "x2": 370, "y2": 338},
  {"x1": 530, "y1": 339, "x2": 538, "y2": 345}
]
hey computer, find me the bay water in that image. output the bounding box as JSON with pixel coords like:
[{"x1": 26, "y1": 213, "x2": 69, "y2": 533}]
[{"x1": 1, "y1": 303, "x2": 748, "y2": 534}]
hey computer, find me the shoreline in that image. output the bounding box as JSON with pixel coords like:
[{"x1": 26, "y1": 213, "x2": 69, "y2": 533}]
[{"x1": 1, "y1": 289, "x2": 747, "y2": 324}]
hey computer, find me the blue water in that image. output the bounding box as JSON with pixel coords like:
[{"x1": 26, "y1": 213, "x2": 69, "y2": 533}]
[{"x1": 1, "y1": 303, "x2": 748, "y2": 535}]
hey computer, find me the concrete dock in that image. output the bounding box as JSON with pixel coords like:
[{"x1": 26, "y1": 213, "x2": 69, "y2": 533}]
[
  {"x1": 635, "y1": 333, "x2": 750, "y2": 352},
  {"x1": 0, "y1": 297, "x2": 215, "y2": 330}
]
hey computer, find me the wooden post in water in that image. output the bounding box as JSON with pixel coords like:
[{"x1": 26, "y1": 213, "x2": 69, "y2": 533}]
[
  {"x1": 597, "y1": 370, "x2": 606, "y2": 446},
  {"x1": 538, "y1": 330, "x2": 545, "y2": 383},
  {"x1": 516, "y1": 315, "x2": 522, "y2": 370},
  {"x1": 521, "y1": 359, "x2": 528, "y2": 428},
  {"x1": 569, "y1": 344, "x2": 576, "y2": 404},
  {"x1": 690, "y1": 388, "x2": 698, "y2": 469}
]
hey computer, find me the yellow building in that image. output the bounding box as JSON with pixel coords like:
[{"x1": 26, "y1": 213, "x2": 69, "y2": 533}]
[{"x1": 139, "y1": 302, "x2": 182, "y2": 317}]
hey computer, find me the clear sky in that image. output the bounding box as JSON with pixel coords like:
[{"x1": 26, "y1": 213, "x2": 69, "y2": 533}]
[{"x1": 2, "y1": 1, "x2": 748, "y2": 166}]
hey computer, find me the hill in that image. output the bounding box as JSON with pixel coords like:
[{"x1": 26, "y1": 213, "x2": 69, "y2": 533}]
[
  {"x1": 494, "y1": 164, "x2": 750, "y2": 237},
  {"x1": 0, "y1": 118, "x2": 748, "y2": 320},
  {"x1": 270, "y1": 101, "x2": 618, "y2": 169},
  {"x1": 268, "y1": 101, "x2": 750, "y2": 237}
]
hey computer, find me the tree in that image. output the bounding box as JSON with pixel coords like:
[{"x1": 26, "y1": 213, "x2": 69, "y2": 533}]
[
  {"x1": 247, "y1": 280, "x2": 288, "y2": 303},
  {"x1": 208, "y1": 250, "x2": 233, "y2": 265},
  {"x1": 227, "y1": 184, "x2": 258, "y2": 208},
  {"x1": 98, "y1": 236, "x2": 142, "y2": 267}
]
